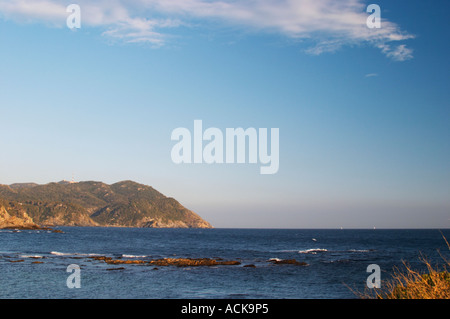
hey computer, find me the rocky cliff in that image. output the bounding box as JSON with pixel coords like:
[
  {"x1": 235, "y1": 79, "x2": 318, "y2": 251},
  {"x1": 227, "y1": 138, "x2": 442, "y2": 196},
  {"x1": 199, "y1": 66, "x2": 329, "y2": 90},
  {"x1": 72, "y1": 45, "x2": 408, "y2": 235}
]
[
  {"x1": 0, "y1": 181, "x2": 212, "y2": 229},
  {"x1": 0, "y1": 203, "x2": 41, "y2": 229}
]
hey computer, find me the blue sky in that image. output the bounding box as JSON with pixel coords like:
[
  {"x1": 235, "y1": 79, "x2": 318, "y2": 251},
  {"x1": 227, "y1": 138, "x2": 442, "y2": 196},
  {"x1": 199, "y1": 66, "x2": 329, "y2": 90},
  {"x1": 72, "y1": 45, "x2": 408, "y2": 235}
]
[{"x1": 0, "y1": 0, "x2": 449, "y2": 228}]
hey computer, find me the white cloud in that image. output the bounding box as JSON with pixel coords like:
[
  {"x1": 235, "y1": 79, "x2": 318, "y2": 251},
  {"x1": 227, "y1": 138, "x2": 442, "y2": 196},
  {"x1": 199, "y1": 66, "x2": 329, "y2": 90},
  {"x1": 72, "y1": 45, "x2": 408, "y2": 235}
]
[
  {"x1": 0, "y1": 0, "x2": 415, "y2": 59},
  {"x1": 378, "y1": 43, "x2": 414, "y2": 61},
  {"x1": 0, "y1": 0, "x2": 66, "y2": 24}
]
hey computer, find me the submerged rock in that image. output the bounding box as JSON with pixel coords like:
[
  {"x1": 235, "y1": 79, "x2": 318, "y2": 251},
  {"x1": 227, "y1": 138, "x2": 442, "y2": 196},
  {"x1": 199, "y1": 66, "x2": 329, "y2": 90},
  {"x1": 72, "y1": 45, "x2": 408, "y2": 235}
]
[
  {"x1": 90, "y1": 256, "x2": 241, "y2": 267},
  {"x1": 148, "y1": 258, "x2": 241, "y2": 267},
  {"x1": 269, "y1": 258, "x2": 308, "y2": 266}
]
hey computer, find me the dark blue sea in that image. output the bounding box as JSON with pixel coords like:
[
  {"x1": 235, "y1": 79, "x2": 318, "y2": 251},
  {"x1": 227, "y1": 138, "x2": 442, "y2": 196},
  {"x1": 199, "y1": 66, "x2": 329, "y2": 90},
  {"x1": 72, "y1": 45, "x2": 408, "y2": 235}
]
[{"x1": 0, "y1": 228, "x2": 449, "y2": 299}]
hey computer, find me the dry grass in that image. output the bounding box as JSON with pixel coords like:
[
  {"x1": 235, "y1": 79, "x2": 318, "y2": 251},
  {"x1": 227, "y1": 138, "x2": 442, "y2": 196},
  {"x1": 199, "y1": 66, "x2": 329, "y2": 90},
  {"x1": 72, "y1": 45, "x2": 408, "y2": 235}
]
[{"x1": 359, "y1": 232, "x2": 450, "y2": 299}]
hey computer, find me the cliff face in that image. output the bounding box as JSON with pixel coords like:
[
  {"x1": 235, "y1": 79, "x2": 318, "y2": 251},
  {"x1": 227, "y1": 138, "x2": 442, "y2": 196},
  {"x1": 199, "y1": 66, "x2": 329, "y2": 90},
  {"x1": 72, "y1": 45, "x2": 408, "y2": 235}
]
[
  {"x1": 0, "y1": 204, "x2": 40, "y2": 229},
  {"x1": 0, "y1": 181, "x2": 212, "y2": 229}
]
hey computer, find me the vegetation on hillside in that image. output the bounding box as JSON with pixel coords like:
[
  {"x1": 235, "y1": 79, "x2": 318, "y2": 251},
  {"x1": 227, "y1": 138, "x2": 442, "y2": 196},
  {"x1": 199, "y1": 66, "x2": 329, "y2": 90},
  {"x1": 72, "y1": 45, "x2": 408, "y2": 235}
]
[{"x1": 0, "y1": 180, "x2": 212, "y2": 228}]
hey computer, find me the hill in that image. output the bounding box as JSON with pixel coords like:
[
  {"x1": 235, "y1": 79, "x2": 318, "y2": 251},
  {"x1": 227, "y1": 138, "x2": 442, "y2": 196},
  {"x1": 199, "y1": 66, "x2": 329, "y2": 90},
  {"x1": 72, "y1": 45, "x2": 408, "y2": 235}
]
[{"x1": 0, "y1": 181, "x2": 212, "y2": 228}]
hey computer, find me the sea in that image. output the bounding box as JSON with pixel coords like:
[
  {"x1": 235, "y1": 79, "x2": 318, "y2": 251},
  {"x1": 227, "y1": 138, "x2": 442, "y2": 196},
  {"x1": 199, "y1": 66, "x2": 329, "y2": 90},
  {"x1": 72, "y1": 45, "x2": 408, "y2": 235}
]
[{"x1": 0, "y1": 227, "x2": 449, "y2": 299}]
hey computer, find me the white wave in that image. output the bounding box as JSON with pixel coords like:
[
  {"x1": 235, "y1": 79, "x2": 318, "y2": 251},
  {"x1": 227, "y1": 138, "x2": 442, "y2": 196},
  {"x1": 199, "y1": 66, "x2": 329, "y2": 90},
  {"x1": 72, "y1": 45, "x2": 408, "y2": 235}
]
[
  {"x1": 122, "y1": 254, "x2": 148, "y2": 258},
  {"x1": 298, "y1": 248, "x2": 328, "y2": 254},
  {"x1": 268, "y1": 258, "x2": 282, "y2": 262},
  {"x1": 20, "y1": 254, "x2": 44, "y2": 258},
  {"x1": 50, "y1": 251, "x2": 102, "y2": 257},
  {"x1": 50, "y1": 251, "x2": 71, "y2": 256},
  {"x1": 279, "y1": 248, "x2": 370, "y2": 255}
]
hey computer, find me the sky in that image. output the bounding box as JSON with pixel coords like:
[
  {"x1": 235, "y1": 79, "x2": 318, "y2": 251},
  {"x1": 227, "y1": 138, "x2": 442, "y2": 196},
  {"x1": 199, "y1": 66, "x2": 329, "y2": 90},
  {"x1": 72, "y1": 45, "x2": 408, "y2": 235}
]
[{"x1": 0, "y1": 0, "x2": 449, "y2": 228}]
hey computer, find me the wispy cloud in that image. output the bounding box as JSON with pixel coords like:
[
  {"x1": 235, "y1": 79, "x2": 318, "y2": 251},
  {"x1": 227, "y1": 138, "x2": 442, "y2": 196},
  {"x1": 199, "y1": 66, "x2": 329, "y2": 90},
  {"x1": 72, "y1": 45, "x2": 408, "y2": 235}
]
[
  {"x1": 377, "y1": 43, "x2": 414, "y2": 61},
  {"x1": 0, "y1": 0, "x2": 66, "y2": 24},
  {"x1": 0, "y1": 0, "x2": 415, "y2": 59},
  {"x1": 365, "y1": 73, "x2": 378, "y2": 78}
]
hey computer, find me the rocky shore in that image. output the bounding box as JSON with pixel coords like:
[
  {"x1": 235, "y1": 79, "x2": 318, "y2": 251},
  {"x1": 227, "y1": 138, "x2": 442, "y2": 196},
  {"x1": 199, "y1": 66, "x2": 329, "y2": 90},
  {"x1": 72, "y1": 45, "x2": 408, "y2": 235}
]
[
  {"x1": 90, "y1": 256, "x2": 242, "y2": 267},
  {"x1": 0, "y1": 205, "x2": 40, "y2": 230},
  {"x1": 2, "y1": 252, "x2": 309, "y2": 268},
  {"x1": 0, "y1": 205, "x2": 63, "y2": 232},
  {"x1": 88, "y1": 256, "x2": 308, "y2": 268}
]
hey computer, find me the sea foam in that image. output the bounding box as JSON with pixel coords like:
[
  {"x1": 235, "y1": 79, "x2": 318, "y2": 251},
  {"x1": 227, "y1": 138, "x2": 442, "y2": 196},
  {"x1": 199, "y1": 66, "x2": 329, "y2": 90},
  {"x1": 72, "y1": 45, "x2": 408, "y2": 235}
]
[{"x1": 298, "y1": 248, "x2": 328, "y2": 254}]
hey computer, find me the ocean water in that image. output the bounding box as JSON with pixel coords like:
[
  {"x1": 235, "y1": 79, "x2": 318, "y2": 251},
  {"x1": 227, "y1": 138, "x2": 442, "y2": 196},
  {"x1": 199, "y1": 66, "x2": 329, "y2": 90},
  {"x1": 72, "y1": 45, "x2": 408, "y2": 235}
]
[{"x1": 0, "y1": 227, "x2": 449, "y2": 299}]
